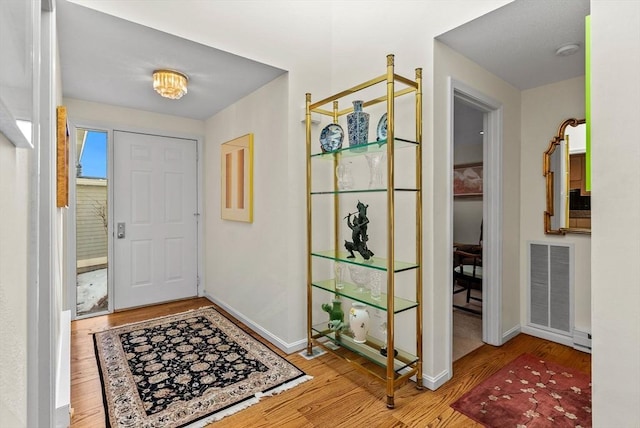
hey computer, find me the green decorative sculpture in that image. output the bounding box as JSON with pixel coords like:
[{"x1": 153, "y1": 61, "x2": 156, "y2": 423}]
[
  {"x1": 321, "y1": 298, "x2": 346, "y2": 331},
  {"x1": 345, "y1": 201, "x2": 374, "y2": 260}
]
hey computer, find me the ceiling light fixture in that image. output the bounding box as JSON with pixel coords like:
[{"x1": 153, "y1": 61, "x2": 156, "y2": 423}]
[
  {"x1": 152, "y1": 69, "x2": 188, "y2": 99},
  {"x1": 555, "y1": 43, "x2": 581, "y2": 57}
]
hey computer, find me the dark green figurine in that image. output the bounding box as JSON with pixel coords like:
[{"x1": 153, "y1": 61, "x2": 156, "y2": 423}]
[{"x1": 345, "y1": 201, "x2": 374, "y2": 260}]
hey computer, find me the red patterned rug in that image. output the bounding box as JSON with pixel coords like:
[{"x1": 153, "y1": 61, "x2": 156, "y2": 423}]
[{"x1": 451, "y1": 354, "x2": 591, "y2": 427}]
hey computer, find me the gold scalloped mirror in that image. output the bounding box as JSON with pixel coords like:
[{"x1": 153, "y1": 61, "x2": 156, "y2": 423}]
[{"x1": 544, "y1": 118, "x2": 590, "y2": 235}]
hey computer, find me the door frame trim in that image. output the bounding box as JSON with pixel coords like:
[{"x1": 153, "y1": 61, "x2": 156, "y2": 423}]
[
  {"x1": 447, "y1": 77, "x2": 503, "y2": 359},
  {"x1": 66, "y1": 120, "x2": 204, "y2": 319}
]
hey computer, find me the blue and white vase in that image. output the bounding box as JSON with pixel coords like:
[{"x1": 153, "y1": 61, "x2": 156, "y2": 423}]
[{"x1": 347, "y1": 100, "x2": 369, "y2": 151}]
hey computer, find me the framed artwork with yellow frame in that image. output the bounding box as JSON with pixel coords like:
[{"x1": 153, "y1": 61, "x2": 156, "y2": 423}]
[
  {"x1": 56, "y1": 106, "x2": 69, "y2": 208},
  {"x1": 221, "y1": 133, "x2": 253, "y2": 222}
]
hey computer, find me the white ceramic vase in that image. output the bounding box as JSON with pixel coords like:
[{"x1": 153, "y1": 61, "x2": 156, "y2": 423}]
[{"x1": 349, "y1": 302, "x2": 370, "y2": 343}]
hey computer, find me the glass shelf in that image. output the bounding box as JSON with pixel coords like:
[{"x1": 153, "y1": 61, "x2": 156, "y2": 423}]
[
  {"x1": 311, "y1": 137, "x2": 418, "y2": 159},
  {"x1": 312, "y1": 279, "x2": 418, "y2": 313},
  {"x1": 310, "y1": 187, "x2": 418, "y2": 195},
  {"x1": 311, "y1": 322, "x2": 418, "y2": 374},
  {"x1": 311, "y1": 250, "x2": 419, "y2": 272}
]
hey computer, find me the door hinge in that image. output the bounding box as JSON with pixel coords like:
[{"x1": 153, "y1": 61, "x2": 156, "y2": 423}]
[{"x1": 197, "y1": 276, "x2": 200, "y2": 287}]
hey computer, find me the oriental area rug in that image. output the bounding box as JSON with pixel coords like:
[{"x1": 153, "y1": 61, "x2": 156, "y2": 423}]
[
  {"x1": 94, "y1": 306, "x2": 311, "y2": 427},
  {"x1": 451, "y1": 354, "x2": 591, "y2": 427}
]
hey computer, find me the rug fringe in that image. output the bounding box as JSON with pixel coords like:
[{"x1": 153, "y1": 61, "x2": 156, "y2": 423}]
[
  {"x1": 185, "y1": 396, "x2": 260, "y2": 427},
  {"x1": 255, "y1": 375, "x2": 314, "y2": 398},
  {"x1": 91, "y1": 306, "x2": 215, "y2": 334},
  {"x1": 185, "y1": 376, "x2": 313, "y2": 427}
]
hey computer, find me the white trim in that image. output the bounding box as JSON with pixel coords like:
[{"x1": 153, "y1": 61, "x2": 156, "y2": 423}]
[
  {"x1": 483, "y1": 102, "x2": 503, "y2": 347},
  {"x1": 0, "y1": 98, "x2": 33, "y2": 148},
  {"x1": 447, "y1": 77, "x2": 504, "y2": 378},
  {"x1": 421, "y1": 369, "x2": 451, "y2": 391},
  {"x1": 196, "y1": 135, "x2": 205, "y2": 297},
  {"x1": 503, "y1": 324, "x2": 521, "y2": 343},
  {"x1": 521, "y1": 326, "x2": 574, "y2": 348},
  {"x1": 203, "y1": 293, "x2": 307, "y2": 355},
  {"x1": 28, "y1": 6, "x2": 54, "y2": 427},
  {"x1": 55, "y1": 310, "x2": 71, "y2": 428},
  {"x1": 66, "y1": 122, "x2": 77, "y2": 318}
]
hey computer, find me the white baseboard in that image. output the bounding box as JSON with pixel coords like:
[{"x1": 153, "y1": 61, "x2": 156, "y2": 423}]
[
  {"x1": 56, "y1": 310, "x2": 70, "y2": 428},
  {"x1": 502, "y1": 324, "x2": 521, "y2": 343},
  {"x1": 422, "y1": 369, "x2": 451, "y2": 391},
  {"x1": 521, "y1": 325, "x2": 573, "y2": 347},
  {"x1": 203, "y1": 293, "x2": 306, "y2": 355}
]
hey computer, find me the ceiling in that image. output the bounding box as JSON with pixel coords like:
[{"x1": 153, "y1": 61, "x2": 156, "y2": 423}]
[
  {"x1": 57, "y1": 0, "x2": 589, "y2": 123},
  {"x1": 437, "y1": 0, "x2": 590, "y2": 90},
  {"x1": 57, "y1": 0, "x2": 286, "y2": 121}
]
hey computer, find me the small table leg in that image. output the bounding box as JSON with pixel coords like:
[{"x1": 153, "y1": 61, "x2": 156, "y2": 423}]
[{"x1": 386, "y1": 395, "x2": 395, "y2": 409}]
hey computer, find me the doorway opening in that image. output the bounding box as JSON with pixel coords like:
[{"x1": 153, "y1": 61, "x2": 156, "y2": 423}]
[
  {"x1": 447, "y1": 78, "x2": 504, "y2": 368},
  {"x1": 75, "y1": 128, "x2": 109, "y2": 317},
  {"x1": 452, "y1": 97, "x2": 485, "y2": 360}
]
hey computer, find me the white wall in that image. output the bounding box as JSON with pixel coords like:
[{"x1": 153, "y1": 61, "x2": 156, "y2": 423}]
[
  {"x1": 203, "y1": 74, "x2": 295, "y2": 346},
  {"x1": 434, "y1": 40, "x2": 522, "y2": 353},
  {"x1": 0, "y1": 135, "x2": 29, "y2": 427},
  {"x1": 591, "y1": 1, "x2": 640, "y2": 424},
  {"x1": 520, "y1": 76, "x2": 591, "y2": 334},
  {"x1": 64, "y1": 98, "x2": 205, "y2": 137}
]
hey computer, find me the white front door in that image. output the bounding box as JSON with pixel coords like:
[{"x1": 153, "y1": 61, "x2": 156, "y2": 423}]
[{"x1": 113, "y1": 131, "x2": 198, "y2": 310}]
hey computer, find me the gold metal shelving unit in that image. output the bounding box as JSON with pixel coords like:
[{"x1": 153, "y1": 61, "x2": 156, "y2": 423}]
[{"x1": 305, "y1": 54, "x2": 423, "y2": 408}]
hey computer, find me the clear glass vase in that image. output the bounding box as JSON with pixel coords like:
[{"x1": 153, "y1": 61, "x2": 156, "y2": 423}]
[
  {"x1": 348, "y1": 265, "x2": 370, "y2": 293},
  {"x1": 334, "y1": 261, "x2": 345, "y2": 290},
  {"x1": 369, "y1": 270, "x2": 383, "y2": 300},
  {"x1": 365, "y1": 152, "x2": 386, "y2": 189},
  {"x1": 336, "y1": 160, "x2": 354, "y2": 190}
]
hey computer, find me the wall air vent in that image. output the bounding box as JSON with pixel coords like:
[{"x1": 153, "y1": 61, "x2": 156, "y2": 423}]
[{"x1": 528, "y1": 242, "x2": 573, "y2": 336}]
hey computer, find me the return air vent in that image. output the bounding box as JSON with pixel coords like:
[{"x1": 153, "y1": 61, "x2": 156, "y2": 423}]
[{"x1": 528, "y1": 242, "x2": 573, "y2": 335}]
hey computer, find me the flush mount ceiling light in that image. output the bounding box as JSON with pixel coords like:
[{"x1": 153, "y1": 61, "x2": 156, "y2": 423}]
[
  {"x1": 555, "y1": 43, "x2": 581, "y2": 57},
  {"x1": 152, "y1": 69, "x2": 188, "y2": 99}
]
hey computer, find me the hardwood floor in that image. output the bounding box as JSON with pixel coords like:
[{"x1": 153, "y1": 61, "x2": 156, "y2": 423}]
[{"x1": 71, "y1": 298, "x2": 591, "y2": 427}]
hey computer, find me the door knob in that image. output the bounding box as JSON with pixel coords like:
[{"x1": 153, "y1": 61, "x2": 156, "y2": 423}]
[{"x1": 117, "y1": 222, "x2": 126, "y2": 239}]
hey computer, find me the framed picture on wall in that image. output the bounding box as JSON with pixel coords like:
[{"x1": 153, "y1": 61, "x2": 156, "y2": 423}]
[
  {"x1": 453, "y1": 162, "x2": 483, "y2": 197},
  {"x1": 220, "y1": 133, "x2": 254, "y2": 222},
  {"x1": 56, "y1": 106, "x2": 69, "y2": 207}
]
